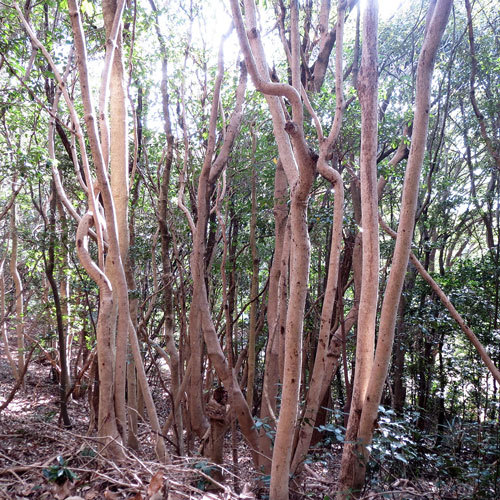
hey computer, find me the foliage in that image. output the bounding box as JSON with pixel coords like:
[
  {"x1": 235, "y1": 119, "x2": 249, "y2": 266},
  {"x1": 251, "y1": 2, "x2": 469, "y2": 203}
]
[
  {"x1": 0, "y1": 0, "x2": 499, "y2": 496},
  {"x1": 42, "y1": 456, "x2": 77, "y2": 485}
]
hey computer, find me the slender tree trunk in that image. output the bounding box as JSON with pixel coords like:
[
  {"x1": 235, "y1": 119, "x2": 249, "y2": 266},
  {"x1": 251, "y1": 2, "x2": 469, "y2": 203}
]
[
  {"x1": 269, "y1": 4, "x2": 317, "y2": 497},
  {"x1": 181, "y1": 46, "x2": 259, "y2": 460},
  {"x1": 0, "y1": 257, "x2": 18, "y2": 379},
  {"x1": 337, "y1": 1, "x2": 380, "y2": 495},
  {"x1": 66, "y1": 0, "x2": 168, "y2": 460},
  {"x1": 148, "y1": 0, "x2": 184, "y2": 453},
  {"x1": 10, "y1": 199, "x2": 24, "y2": 387},
  {"x1": 102, "y1": 0, "x2": 130, "y2": 445},
  {"x1": 291, "y1": 2, "x2": 346, "y2": 473},
  {"x1": 258, "y1": 160, "x2": 288, "y2": 472},
  {"x1": 187, "y1": 236, "x2": 209, "y2": 437},
  {"x1": 45, "y1": 186, "x2": 72, "y2": 427},
  {"x1": 271, "y1": 185, "x2": 314, "y2": 500},
  {"x1": 340, "y1": 1, "x2": 453, "y2": 494},
  {"x1": 216, "y1": 197, "x2": 240, "y2": 487},
  {"x1": 246, "y1": 147, "x2": 259, "y2": 409}
]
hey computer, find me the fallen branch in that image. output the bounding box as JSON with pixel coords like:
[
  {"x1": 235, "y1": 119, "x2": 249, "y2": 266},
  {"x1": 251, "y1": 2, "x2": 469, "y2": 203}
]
[{"x1": 0, "y1": 344, "x2": 36, "y2": 412}]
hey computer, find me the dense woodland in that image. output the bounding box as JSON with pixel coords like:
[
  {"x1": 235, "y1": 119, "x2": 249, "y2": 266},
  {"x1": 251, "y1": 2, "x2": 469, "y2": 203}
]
[{"x1": 0, "y1": 0, "x2": 499, "y2": 498}]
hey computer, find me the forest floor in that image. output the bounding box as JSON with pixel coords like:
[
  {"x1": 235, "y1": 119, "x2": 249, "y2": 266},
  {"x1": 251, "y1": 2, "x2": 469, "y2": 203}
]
[
  {"x1": 0, "y1": 334, "x2": 339, "y2": 500},
  {"x1": 0, "y1": 336, "x2": 470, "y2": 499}
]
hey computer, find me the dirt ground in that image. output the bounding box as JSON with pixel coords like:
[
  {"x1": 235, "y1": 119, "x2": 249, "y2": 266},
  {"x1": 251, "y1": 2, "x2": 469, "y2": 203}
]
[
  {"x1": 0, "y1": 334, "x2": 344, "y2": 500},
  {"x1": 0, "y1": 335, "x2": 457, "y2": 499}
]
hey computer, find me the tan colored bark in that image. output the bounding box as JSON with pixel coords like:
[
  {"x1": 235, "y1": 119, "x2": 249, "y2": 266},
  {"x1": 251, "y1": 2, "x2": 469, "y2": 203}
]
[
  {"x1": 310, "y1": 0, "x2": 359, "y2": 92},
  {"x1": 185, "y1": 41, "x2": 228, "y2": 439},
  {"x1": 0, "y1": 257, "x2": 18, "y2": 379},
  {"x1": 338, "y1": 1, "x2": 453, "y2": 494},
  {"x1": 246, "y1": 134, "x2": 259, "y2": 408},
  {"x1": 71, "y1": 0, "x2": 129, "y2": 450},
  {"x1": 76, "y1": 214, "x2": 124, "y2": 458},
  {"x1": 13, "y1": 0, "x2": 170, "y2": 460},
  {"x1": 277, "y1": 223, "x2": 291, "y2": 382},
  {"x1": 180, "y1": 38, "x2": 259, "y2": 462},
  {"x1": 272, "y1": 3, "x2": 316, "y2": 497},
  {"x1": 126, "y1": 319, "x2": 139, "y2": 449},
  {"x1": 215, "y1": 195, "x2": 240, "y2": 476},
  {"x1": 230, "y1": 1, "x2": 344, "y2": 496},
  {"x1": 101, "y1": 0, "x2": 130, "y2": 444},
  {"x1": 10, "y1": 201, "x2": 24, "y2": 385},
  {"x1": 258, "y1": 160, "x2": 288, "y2": 472},
  {"x1": 164, "y1": 317, "x2": 183, "y2": 451},
  {"x1": 271, "y1": 193, "x2": 313, "y2": 500},
  {"x1": 338, "y1": 0, "x2": 379, "y2": 495},
  {"x1": 291, "y1": 2, "x2": 346, "y2": 473},
  {"x1": 233, "y1": 0, "x2": 299, "y2": 187},
  {"x1": 201, "y1": 388, "x2": 228, "y2": 485},
  {"x1": 292, "y1": 174, "x2": 344, "y2": 472}
]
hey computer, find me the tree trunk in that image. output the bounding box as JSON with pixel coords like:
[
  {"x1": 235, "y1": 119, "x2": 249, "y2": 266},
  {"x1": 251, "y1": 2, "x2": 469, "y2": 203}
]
[
  {"x1": 44, "y1": 186, "x2": 72, "y2": 427},
  {"x1": 0, "y1": 257, "x2": 18, "y2": 379},
  {"x1": 337, "y1": 0, "x2": 380, "y2": 494},
  {"x1": 258, "y1": 160, "x2": 288, "y2": 472},
  {"x1": 291, "y1": 2, "x2": 346, "y2": 474},
  {"x1": 102, "y1": 0, "x2": 130, "y2": 445},
  {"x1": 10, "y1": 199, "x2": 24, "y2": 386},
  {"x1": 341, "y1": 1, "x2": 453, "y2": 494},
  {"x1": 246, "y1": 147, "x2": 259, "y2": 409}
]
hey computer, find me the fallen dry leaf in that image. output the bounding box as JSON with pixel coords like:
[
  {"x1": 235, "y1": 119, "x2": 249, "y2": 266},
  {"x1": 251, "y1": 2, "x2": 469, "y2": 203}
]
[
  {"x1": 147, "y1": 470, "x2": 164, "y2": 498},
  {"x1": 103, "y1": 489, "x2": 120, "y2": 499},
  {"x1": 52, "y1": 481, "x2": 73, "y2": 500}
]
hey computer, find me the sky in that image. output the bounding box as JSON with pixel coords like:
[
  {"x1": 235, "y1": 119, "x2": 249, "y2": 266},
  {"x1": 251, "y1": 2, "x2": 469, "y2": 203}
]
[{"x1": 202, "y1": 0, "x2": 411, "y2": 72}]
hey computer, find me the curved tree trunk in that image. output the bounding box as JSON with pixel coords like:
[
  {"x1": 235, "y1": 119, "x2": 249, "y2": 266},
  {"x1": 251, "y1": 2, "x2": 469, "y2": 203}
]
[
  {"x1": 291, "y1": 1, "x2": 346, "y2": 474},
  {"x1": 102, "y1": 0, "x2": 130, "y2": 445},
  {"x1": 355, "y1": 0, "x2": 452, "y2": 485},
  {"x1": 180, "y1": 43, "x2": 260, "y2": 460}
]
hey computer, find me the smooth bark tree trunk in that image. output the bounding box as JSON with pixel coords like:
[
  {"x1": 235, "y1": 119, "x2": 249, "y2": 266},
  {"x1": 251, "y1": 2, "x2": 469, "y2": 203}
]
[
  {"x1": 230, "y1": 2, "x2": 346, "y2": 495},
  {"x1": 66, "y1": 0, "x2": 168, "y2": 460},
  {"x1": 102, "y1": 0, "x2": 130, "y2": 445},
  {"x1": 0, "y1": 257, "x2": 18, "y2": 379},
  {"x1": 181, "y1": 45, "x2": 260, "y2": 461},
  {"x1": 150, "y1": 0, "x2": 184, "y2": 454},
  {"x1": 337, "y1": 0, "x2": 380, "y2": 495},
  {"x1": 44, "y1": 186, "x2": 72, "y2": 427},
  {"x1": 291, "y1": 2, "x2": 346, "y2": 474},
  {"x1": 246, "y1": 149, "x2": 259, "y2": 409},
  {"x1": 258, "y1": 160, "x2": 288, "y2": 472},
  {"x1": 10, "y1": 200, "x2": 24, "y2": 387},
  {"x1": 338, "y1": 1, "x2": 453, "y2": 495}
]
